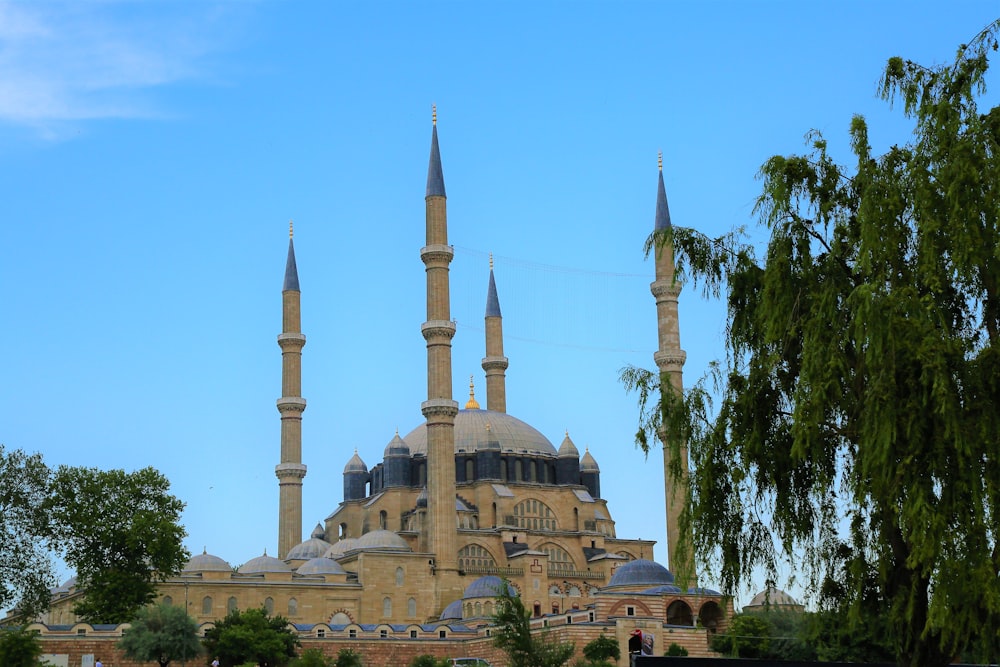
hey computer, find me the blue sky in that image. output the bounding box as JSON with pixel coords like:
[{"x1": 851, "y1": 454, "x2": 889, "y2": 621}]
[{"x1": 2, "y1": 1, "x2": 996, "y2": 608}]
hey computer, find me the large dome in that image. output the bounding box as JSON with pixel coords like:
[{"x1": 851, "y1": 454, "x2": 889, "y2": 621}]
[
  {"x1": 403, "y1": 409, "x2": 556, "y2": 456},
  {"x1": 607, "y1": 559, "x2": 675, "y2": 588}
]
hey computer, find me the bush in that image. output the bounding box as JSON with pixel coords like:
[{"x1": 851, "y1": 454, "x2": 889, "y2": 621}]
[
  {"x1": 665, "y1": 643, "x2": 688, "y2": 656},
  {"x1": 582, "y1": 635, "x2": 620, "y2": 663},
  {"x1": 292, "y1": 648, "x2": 336, "y2": 667},
  {"x1": 333, "y1": 648, "x2": 363, "y2": 667}
]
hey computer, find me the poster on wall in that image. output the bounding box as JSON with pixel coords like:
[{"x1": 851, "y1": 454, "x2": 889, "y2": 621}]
[{"x1": 642, "y1": 632, "x2": 654, "y2": 656}]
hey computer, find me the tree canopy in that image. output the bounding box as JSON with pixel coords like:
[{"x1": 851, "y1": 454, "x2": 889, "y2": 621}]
[
  {"x1": 47, "y1": 465, "x2": 189, "y2": 623},
  {"x1": 118, "y1": 602, "x2": 202, "y2": 667},
  {"x1": 624, "y1": 20, "x2": 1000, "y2": 667},
  {"x1": 203, "y1": 607, "x2": 300, "y2": 667},
  {"x1": 491, "y1": 579, "x2": 574, "y2": 667},
  {"x1": 0, "y1": 625, "x2": 43, "y2": 667}
]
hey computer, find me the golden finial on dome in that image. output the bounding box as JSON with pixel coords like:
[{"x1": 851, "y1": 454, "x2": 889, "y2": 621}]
[
  {"x1": 658, "y1": 151, "x2": 663, "y2": 171},
  {"x1": 289, "y1": 219, "x2": 294, "y2": 239},
  {"x1": 465, "y1": 375, "x2": 480, "y2": 409},
  {"x1": 432, "y1": 104, "x2": 437, "y2": 126},
  {"x1": 489, "y1": 252, "x2": 494, "y2": 271},
  {"x1": 485, "y1": 421, "x2": 491, "y2": 432}
]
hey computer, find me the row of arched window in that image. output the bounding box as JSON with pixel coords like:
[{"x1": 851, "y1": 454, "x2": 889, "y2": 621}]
[
  {"x1": 382, "y1": 596, "x2": 419, "y2": 618},
  {"x1": 162, "y1": 595, "x2": 299, "y2": 618}
]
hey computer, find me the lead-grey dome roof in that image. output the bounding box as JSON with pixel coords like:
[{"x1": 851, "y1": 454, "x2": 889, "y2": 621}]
[
  {"x1": 238, "y1": 552, "x2": 293, "y2": 574},
  {"x1": 607, "y1": 559, "x2": 675, "y2": 588},
  {"x1": 286, "y1": 537, "x2": 333, "y2": 561},
  {"x1": 297, "y1": 557, "x2": 347, "y2": 575},
  {"x1": 184, "y1": 550, "x2": 232, "y2": 573},
  {"x1": 403, "y1": 409, "x2": 556, "y2": 456},
  {"x1": 355, "y1": 529, "x2": 410, "y2": 551}
]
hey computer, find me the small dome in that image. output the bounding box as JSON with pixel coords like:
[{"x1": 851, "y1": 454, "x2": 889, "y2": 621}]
[
  {"x1": 355, "y1": 529, "x2": 410, "y2": 551},
  {"x1": 344, "y1": 450, "x2": 367, "y2": 473},
  {"x1": 238, "y1": 551, "x2": 293, "y2": 574},
  {"x1": 183, "y1": 549, "x2": 232, "y2": 573},
  {"x1": 463, "y1": 575, "x2": 516, "y2": 599},
  {"x1": 297, "y1": 557, "x2": 347, "y2": 575},
  {"x1": 286, "y1": 537, "x2": 332, "y2": 561},
  {"x1": 642, "y1": 584, "x2": 683, "y2": 594},
  {"x1": 558, "y1": 431, "x2": 579, "y2": 458},
  {"x1": 324, "y1": 538, "x2": 359, "y2": 558},
  {"x1": 607, "y1": 559, "x2": 675, "y2": 588},
  {"x1": 384, "y1": 432, "x2": 410, "y2": 457},
  {"x1": 580, "y1": 447, "x2": 599, "y2": 472},
  {"x1": 440, "y1": 599, "x2": 463, "y2": 620},
  {"x1": 745, "y1": 586, "x2": 801, "y2": 610}
]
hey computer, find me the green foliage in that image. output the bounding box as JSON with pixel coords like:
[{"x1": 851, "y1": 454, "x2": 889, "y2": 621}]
[
  {"x1": 47, "y1": 465, "x2": 189, "y2": 623},
  {"x1": 664, "y1": 643, "x2": 688, "y2": 657},
  {"x1": 710, "y1": 614, "x2": 771, "y2": 658},
  {"x1": 0, "y1": 446, "x2": 56, "y2": 619},
  {"x1": 492, "y1": 578, "x2": 574, "y2": 667},
  {"x1": 625, "y1": 19, "x2": 1000, "y2": 667},
  {"x1": 117, "y1": 602, "x2": 202, "y2": 667},
  {"x1": 581, "y1": 635, "x2": 619, "y2": 662},
  {"x1": 203, "y1": 607, "x2": 300, "y2": 667},
  {"x1": 408, "y1": 655, "x2": 449, "y2": 667},
  {"x1": 0, "y1": 626, "x2": 43, "y2": 667},
  {"x1": 332, "y1": 648, "x2": 363, "y2": 667},
  {"x1": 291, "y1": 648, "x2": 336, "y2": 667}
]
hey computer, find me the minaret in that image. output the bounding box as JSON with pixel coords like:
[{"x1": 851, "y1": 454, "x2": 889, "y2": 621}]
[
  {"x1": 482, "y1": 254, "x2": 509, "y2": 412},
  {"x1": 649, "y1": 154, "x2": 690, "y2": 578},
  {"x1": 276, "y1": 221, "x2": 307, "y2": 559},
  {"x1": 420, "y1": 106, "x2": 461, "y2": 610}
]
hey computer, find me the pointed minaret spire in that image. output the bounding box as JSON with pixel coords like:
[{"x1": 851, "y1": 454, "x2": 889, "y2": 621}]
[
  {"x1": 482, "y1": 254, "x2": 509, "y2": 412},
  {"x1": 420, "y1": 109, "x2": 461, "y2": 612},
  {"x1": 649, "y1": 154, "x2": 689, "y2": 581},
  {"x1": 426, "y1": 105, "x2": 446, "y2": 198},
  {"x1": 276, "y1": 222, "x2": 307, "y2": 558}
]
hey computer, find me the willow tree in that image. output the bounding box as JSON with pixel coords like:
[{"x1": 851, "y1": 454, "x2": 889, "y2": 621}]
[{"x1": 624, "y1": 21, "x2": 1000, "y2": 667}]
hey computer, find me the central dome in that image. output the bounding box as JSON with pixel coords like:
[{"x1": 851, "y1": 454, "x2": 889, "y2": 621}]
[{"x1": 402, "y1": 408, "x2": 556, "y2": 456}]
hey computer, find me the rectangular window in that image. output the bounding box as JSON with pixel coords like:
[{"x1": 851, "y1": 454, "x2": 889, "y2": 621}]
[
  {"x1": 317, "y1": 629, "x2": 326, "y2": 638},
  {"x1": 626, "y1": 606, "x2": 635, "y2": 616},
  {"x1": 439, "y1": 630, "x2": 447, "y2": 638},
  {"x1": 348, "y1": 629, "x2": 357, "y2": 638},
  {"x1": 380, "y1": 629, "x2": 388, "y2": 638},
  {"x1": 410, "y1": 629, "x2": 418, "y2": 638}
]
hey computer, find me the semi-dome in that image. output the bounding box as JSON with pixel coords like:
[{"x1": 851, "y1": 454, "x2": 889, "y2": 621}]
[
  {"x1": 286, "y1": 537, "x2": 332, "y2": 561},
  {"x1": 463, "y1": 575, "x2": 516, "y2": 599},
  {"x1": 238, "y1": 551, "x2": 293, "y2": 574},
  {"x1": 403, "y1": 409, "x2": 556, "y2": 456},
  {"x1": 607, "y1": 559, "x2": 675, "y2": 588},
  {"x1": 183, "y1": 549, "x2": 232, "y2": 573},
  {"x1": 439, "y1": 599, "x2": 463, "y2": 620},
  {"x1": 297, "y1": 557, "x2": 347, "y2": 575},
  {"x1": 354, "y1": 529, "x2": 410, "y2": 551}
]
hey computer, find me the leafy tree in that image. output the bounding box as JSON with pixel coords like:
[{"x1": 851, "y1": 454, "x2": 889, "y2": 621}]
[
  {"x1": 581, "y1": 635, "x2": 618, "y2": 663},
  {"x1": 664, "y1": 643, "x2": 688, "y2": 657},
  {"x1": 492, "y1": 578, "x2": 574, "y2": 667},
  {"x1": 117, "y1": 602, "x2": 202, "y2": 667},
  {"x1": 203, "y1": 607, "x2": 300, "y2": 667},
  {"x1": 0, "y1": 446, "x2": 56, "y2": 619},
  {"x1": 0, "y1": 625, "x2": 43, "y2": 667},
  {"x1": 47, "y1": 465, "x2": 189, "y2": 623},
  {"x1": 709, "y1": 613, "x2": 771, "y2": 658},
  {"x1": 291, "y1": 648, "x2": 336, "y2": 667},
  {"x1": 332, "y1": 648, "x2": 363, "y2": 667},
  {"x1": 624, "y1": 19, "x2": 1000, "y2": 667},
  {"x1": 408, "y1": 655, "x2": 449, "y2": 667}
]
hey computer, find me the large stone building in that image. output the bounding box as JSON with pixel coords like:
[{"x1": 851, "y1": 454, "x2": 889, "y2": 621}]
[{"x1": 26, "y1": 114, "x2": 733, "y2": 664}]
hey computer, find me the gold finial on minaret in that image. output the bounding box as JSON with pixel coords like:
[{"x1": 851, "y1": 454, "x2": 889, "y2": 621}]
[
  {"x1": 465, "y1": 375, "x2": 480, "y2": 409},
  {"x1": 289, "y1": 219, "x2": 294, "y2": 239},
  {"x1": 489, "y1": 253, "x2": 494, "y2": 270},
  {"x1": 658, "y1": 151, "x2": 663, "y2": 171},
  {"x1": 432, "y1": 104, "x2": 437, "y2": 126}
]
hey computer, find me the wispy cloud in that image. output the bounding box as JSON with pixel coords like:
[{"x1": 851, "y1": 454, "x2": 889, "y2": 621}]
[{"x1": 0, "y1": 1, "x2": 238, "y2": 137}]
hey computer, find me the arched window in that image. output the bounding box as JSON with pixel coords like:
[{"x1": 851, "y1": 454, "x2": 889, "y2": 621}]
[
  {"x1": 513, "y1": 499, "x2": 557, "y2": 531},
  {"x1": 264, "y1": 597, "x2": 274, "y2": 614},
  {"x1": 458, "y1": 544, "x2": 497, "y2": 571},
  {"x1": 514, "y1": 459, "x2": 523, "y2": 480},
  {"x1": 162, "y1": 595, "x2": 172, "y2": 606},
  {"x1": 339, "y1": 523, "x2": 347, "y2": 538},
  {"x1": 484, "y1": 601, "x2": 493, "y2": 616},
  {"x1": 418, "y1": 463, "x2": 426, "y2": 486},
  {"x1": 466, "y1": 459, "x2": 475, "y2": 481},
  {"x1": 474, "y1": 602, "x2": 482, "y2": 617},
  {"x1": 330, "y1": 612, "x2": 351, "y2": 625},
  {"x1": 501, "y1": 459, "x2": 508, "y2": 481},
  {"x1": 379, "y1": 510, "x2": 387, "y2": 530},
  {"x1": 566, "y1": 585, "x2": 582, "y2": 597},
  {"x1": 540, "y1": 543, "x2": 575, "y2": 574},
  {"x1": 667, "y1": 600, "x2": 694, "y2": 626},
  {"x1": 288, "y1": 598, "x2": 298, "y2": 616},
  {"x1": 383, "y1": 597, "x2": 392, "y2": 618},
  {"x1": 396, "y1": 567, "x2": 404, "y2": 586},
  {"x1": 700, "y1": 601, "x2": 725, "y2": 632},
  {"x1": 408, "y1": 597, "x2": 417, "y2": 617},
  {"x1": 227, "y1": 596, "x2": 237, "y2": 613},
  {"x1": 202, "y1": 596, "x2": 212, "y2": 615}
]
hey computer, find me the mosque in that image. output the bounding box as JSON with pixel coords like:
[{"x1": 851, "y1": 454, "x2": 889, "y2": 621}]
[{"x1": 26, "y1": 114, "x2": 752, "y2": 662}]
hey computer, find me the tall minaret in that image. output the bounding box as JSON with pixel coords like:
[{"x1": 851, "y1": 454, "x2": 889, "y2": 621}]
[
  {"x1": 276, "y1": 221, "x2": 307, "y2": 559},
  {"x1": 420, "y1": 107, "x2": 461, "y2": 610},
  {"x1": 649, "y1": 154, "x2": 690, "y2": 577},
  {"x1": 482, "y1": 254, "x2": 509, "y2": 413}
]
